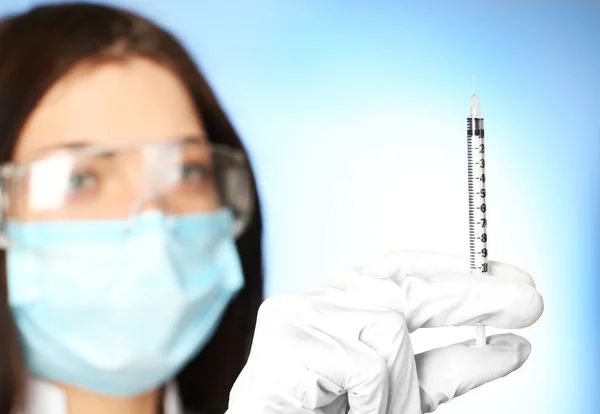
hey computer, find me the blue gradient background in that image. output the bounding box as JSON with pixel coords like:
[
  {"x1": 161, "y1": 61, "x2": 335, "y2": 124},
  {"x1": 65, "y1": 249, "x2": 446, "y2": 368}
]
[{"x1": 2, "y1": 1, "x2": 598, "y2": 413}]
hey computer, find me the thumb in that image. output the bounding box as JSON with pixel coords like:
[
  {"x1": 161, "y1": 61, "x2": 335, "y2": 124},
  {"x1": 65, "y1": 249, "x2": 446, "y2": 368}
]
[{"x1": 414, "y1": 333, "x2": 531, "y2": 413}]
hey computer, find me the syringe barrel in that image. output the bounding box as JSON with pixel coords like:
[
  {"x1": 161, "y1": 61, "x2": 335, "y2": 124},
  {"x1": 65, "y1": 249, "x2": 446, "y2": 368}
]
[{"x1": 467, "y1": 116, "x2": 489, "y2": 274}]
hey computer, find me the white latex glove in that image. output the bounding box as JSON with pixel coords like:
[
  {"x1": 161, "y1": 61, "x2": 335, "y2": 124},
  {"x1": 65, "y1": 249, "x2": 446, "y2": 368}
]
[{"x1": 226, "y1": 250, "x2": 544, "y2": 413}]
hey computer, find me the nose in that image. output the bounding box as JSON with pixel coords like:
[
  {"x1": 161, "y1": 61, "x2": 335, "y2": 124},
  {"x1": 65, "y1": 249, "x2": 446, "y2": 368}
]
[{"x1": 129, "y1": 194, "x2": 168, "y2": 217}]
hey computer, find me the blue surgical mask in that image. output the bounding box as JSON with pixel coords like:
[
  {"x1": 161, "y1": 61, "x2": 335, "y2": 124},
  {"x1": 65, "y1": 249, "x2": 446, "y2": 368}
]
[{"x1": 7, "y1": 209, "x2": 244, "y2": 397}]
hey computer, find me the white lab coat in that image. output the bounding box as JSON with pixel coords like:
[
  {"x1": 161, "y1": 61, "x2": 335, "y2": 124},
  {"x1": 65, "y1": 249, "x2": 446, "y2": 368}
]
[{"x1": 20, "y1": 378, "x2": 201, "y2": 414}]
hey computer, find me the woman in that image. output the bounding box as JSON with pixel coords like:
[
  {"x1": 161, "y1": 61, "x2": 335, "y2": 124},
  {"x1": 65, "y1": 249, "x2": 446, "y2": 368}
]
[
  {"x1": 0, "y1": 3, "x2": 262, "y2": 414},
  {"x1": 0, "y1": 3, "x2": 544, "y2": 414}
]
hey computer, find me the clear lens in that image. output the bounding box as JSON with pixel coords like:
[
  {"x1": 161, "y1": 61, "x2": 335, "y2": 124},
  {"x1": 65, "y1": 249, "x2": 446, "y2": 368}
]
[{"x1": 0, "y1": 138, "x2": 255, "y2": 247}]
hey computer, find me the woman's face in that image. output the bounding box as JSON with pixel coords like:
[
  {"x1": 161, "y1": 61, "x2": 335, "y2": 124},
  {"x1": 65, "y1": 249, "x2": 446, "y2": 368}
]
[{"x1": 10, "y1": 57, "x2": 212, "y2": 221}]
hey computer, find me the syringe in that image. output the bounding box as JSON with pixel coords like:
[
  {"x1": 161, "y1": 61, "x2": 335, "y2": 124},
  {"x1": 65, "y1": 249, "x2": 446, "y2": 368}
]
[{"x1": 467, "y1": 76, "x2": 489, "y2": 347}]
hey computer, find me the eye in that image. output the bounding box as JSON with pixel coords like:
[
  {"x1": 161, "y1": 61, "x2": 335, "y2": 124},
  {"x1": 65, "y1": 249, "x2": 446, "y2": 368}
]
[
  {"x1": 181, "y1": 163, "x2": 211, "y2": 182},
  {"x1": 67, "y1": 170, "x2": 99, "y2": 193}
]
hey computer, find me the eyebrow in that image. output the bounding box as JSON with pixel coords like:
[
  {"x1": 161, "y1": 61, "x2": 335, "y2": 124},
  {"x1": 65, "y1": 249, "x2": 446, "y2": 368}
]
[
  {"x1": 37, "y1": 141, "x2": 89, "y2": 152},
  {"x1": 32, "y1": 135, "x2": 208, "y2": 154}
]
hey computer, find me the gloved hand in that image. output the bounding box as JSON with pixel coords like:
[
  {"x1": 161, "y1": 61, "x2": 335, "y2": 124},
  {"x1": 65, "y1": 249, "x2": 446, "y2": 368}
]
[{"x1": 226, "y1": 250, "x2": 544, "y2": 413}]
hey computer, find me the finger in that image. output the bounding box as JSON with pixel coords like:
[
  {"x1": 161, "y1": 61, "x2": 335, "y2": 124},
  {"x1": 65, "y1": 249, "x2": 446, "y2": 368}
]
[
  {"x1": 355, "y1": 302, "x2": 422, "y2": 414},
  {"x1": 299, "y1": 289, "x2": 422, "y2": 413},
  {"x1": 303, "y1": 290, "x2": 400, "y2": 414},
  {"x1": 339, "y1": 256, "x2": 544, "y2": 332},
  {"x1": 357, "y1": 250, "x2": 537, "y2": 288},
  {"x1": 414, "y1": 333, "x2": 531, "y2": 413},
  {"x1": 227, "y1": 296, "x2": 324, "y2": 413},
  {"x1": 298, "y1": 326, "x2": 389, "y2": 413},
  {"x1": 229, "y1": 294, "x2": 391, "y2": 414}
]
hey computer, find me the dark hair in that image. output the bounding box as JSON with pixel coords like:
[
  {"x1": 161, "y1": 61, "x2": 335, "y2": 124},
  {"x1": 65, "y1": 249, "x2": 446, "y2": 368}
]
[{"x1": 0, "y1": 3, "x2": 263, "y2": 413}]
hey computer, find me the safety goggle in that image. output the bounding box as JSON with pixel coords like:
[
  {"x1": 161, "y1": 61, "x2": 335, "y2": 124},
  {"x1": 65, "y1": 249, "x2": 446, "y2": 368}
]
[{"x1": 0, "y1": 137, "x2": 255, "y2": 248}]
